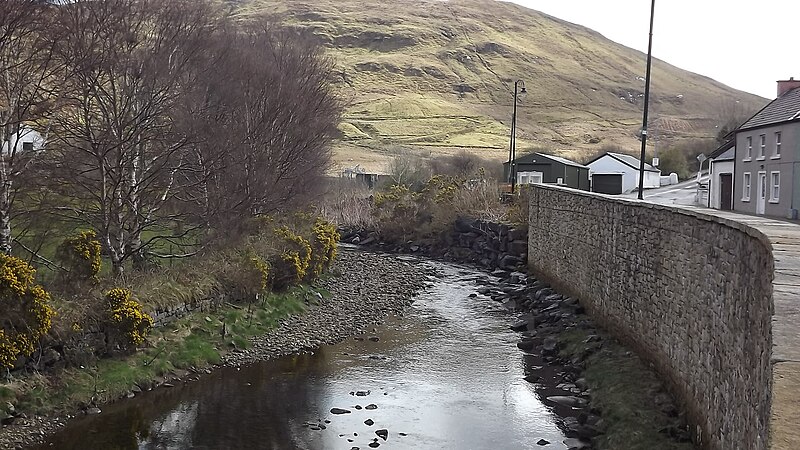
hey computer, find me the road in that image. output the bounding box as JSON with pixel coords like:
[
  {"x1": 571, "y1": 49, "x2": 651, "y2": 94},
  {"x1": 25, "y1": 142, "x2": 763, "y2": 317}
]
[{"x1": 621, "y1": 174, "x2": 709, "y2": 206}]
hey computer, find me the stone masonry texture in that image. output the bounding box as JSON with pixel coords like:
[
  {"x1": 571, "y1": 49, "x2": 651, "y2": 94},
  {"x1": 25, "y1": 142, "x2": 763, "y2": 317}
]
[{"x1": 527, "y1": 185, "x2": 774, "y2": 450}]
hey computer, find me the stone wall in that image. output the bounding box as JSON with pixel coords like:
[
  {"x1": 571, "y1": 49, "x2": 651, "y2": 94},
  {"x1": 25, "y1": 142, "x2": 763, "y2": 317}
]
[{"x1": 527, "y1": 184, "x2": 774, "y2": 450}]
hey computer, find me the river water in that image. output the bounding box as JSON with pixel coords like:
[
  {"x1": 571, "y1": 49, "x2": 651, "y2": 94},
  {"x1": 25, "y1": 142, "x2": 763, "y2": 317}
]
[{"x1": 37, "y1": 260, "x2": 571, "y2": 449}]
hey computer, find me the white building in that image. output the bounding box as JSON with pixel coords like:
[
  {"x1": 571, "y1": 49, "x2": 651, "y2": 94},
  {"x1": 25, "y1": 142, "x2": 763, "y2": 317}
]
[
  {"x1": 586, "y1": 152, "x2": 661, "y2": 194},
  {"x1": 708, "y1": 142, "x2": 735, "y2": 210},
  {"x1": 1, "y1": 126, "x2": 45, "y2": 156}
]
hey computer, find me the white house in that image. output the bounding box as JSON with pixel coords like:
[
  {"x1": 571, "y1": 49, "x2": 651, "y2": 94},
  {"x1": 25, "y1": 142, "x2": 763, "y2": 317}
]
[
  {"x1": 708, "y1": 141, "x2": 735, "y2": 210},
  {"x1": 586, "y1": 152, "x2": 661, "y2": 194},
  {"x1": 1, "y1": 126, "x2": 45, "y2": 156}
]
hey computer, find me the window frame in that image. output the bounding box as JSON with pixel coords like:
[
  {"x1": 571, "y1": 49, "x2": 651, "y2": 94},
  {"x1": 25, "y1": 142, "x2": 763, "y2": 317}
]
[
  {"x1": 770, "y1": 171, "x2": 781, "y2": 203},
  {"x1": 758, "y1": 134, "x2": 766, "y2": 160},
  {"x1": 745, "y1": 136, "x2": 752, "y2": 160},
  {"x1": 742, "y1": 172, "x2": 751, "y2": 201},
  {"x1": 773, "y1": 131, "x2": 782, "y2": 159}
]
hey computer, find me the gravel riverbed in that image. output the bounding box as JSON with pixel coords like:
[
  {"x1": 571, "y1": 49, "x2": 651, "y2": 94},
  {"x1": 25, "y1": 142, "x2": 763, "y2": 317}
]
[{"x1": 0, "y1": 248, "x2": 432, "y2": 449}]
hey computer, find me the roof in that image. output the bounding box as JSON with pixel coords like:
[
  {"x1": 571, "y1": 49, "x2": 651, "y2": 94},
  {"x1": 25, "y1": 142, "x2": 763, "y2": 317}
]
[
  {"x1": 738, "y1": 87, "x2": 800, "y2": 131},
  {"x1": 709, "y1": 140, "x2": 735, "y2": 160},
  {"x1": 712, "y1": 147, "x2": 735, "y2": 162},
  {"x1": 587, "y1": 152, "x2": 660, "y2": 173},
  {"x1": 507, "y1": 152, "x2": 588, "y2": 169}
]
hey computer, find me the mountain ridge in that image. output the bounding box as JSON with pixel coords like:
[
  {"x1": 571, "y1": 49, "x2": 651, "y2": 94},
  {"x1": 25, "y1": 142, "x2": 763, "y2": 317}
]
[{"x1": 234, "y1": 0, "x2": 767, "y2": 174}]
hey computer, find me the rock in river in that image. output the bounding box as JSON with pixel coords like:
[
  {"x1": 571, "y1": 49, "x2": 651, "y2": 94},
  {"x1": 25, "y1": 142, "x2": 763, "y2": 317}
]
[{"x1": 330, "y1": 408, "x2": 351, "y2": 415}]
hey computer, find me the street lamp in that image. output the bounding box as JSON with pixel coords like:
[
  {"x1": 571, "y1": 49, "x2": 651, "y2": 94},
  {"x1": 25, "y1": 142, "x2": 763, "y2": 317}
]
[
  {"x1": 508, "y1": 80, "x2": 526, "y2": 194},
  {"x1": 637, "y1": 0, "x2": 656, "y2": 200}
]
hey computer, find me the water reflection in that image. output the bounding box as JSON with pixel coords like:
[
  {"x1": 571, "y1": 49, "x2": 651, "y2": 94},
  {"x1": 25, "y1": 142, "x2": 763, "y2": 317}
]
[{"x1": 38, "y1": 261, "x2": 567, "y2": 449}]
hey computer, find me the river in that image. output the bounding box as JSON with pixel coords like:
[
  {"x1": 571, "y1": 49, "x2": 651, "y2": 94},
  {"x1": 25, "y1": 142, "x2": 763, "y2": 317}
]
[{"x1": 37, "y1": 259, "x2": 573, "y2": 449}]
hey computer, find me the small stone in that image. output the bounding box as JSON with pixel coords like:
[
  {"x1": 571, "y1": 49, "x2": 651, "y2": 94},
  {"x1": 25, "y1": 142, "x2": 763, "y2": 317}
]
[
  {"x1": 510, "y1": 320, "x2": 529, "y2": 332},
  {"x1": 355, "y1": 405, "x2": 362, "y2": 410},
  {"x1": 364, "y1": 419, "x2": 375, "y2": 426},
  {"x1": 365, "y1": 404, "x2": 378, "y2": 410},
  {"x1": 375, "y1": 429, "x2": 388, "y2": 440},
  {"x1": 537, "y1": 439, "x2": 550, "y2": 446},
  {"x1": 517, "y1": 340, "x2": 535, "y2": 351},
  {"x1": 368, "y1": 443, "x2": 380, "y2": 448},
  {"x1": 524, "y1": 374, "x2": 541, "y2": 383},
  {"x1": 86, "y1": 407, "x2": 102, "y2": 415},
  {"x1": 546, "y1": 396, "x2": 588, "y2": 408},
  {"x1": 330, "y1": 408, "x2": 351, "y2": 415},
  {"x1": 368, "y1": 337, "x2": 379, "y2": 342},
  {"x1": 356, "y1": 390, "x2": 370, "y2": 397}
]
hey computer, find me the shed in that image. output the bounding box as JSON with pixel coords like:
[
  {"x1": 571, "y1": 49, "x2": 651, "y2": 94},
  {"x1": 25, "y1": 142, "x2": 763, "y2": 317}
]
[
  {"x1": 708, "y1": 140, "x2": 735, "y2": 211},
  {"x1": 503, "y1": 152, "x2": 590, "y2": 191},
  {"x1": 586, "y1": 152, "x2": 661, "y2": 194}
]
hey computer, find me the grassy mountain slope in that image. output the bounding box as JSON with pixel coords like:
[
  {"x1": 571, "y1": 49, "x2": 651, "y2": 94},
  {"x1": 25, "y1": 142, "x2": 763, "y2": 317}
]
[{"x1": 234, "y1": 0, "x2": 766, "y2": 174}]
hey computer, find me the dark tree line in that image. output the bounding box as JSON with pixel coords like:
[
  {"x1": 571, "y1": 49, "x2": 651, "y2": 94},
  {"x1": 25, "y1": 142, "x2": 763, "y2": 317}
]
[{"x1": 0, "y1": 0, "x2": 342, "y2": 275}]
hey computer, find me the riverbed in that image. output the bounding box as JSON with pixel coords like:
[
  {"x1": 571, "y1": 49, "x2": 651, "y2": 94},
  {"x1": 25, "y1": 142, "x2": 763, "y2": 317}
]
[{"x1": 35, "y1": 259, "x2": 572, "y2": 449}]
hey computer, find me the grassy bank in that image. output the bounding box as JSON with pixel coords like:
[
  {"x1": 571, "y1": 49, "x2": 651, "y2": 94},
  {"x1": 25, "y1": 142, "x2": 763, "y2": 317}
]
[
  {"x1": 558, "y1": 328, "x2": 694, "y2": 450},
  {"x1": 1, "y1": 286, "x2": 317, "y2": 418}
]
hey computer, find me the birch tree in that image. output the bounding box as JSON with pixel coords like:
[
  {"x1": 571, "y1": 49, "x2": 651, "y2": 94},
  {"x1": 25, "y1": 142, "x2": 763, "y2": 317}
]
[
  {"x1": 0, "y1": 0, "x2": 63, "y2": 254},
  {"x1": 52, "y1": 0, "x2": 218, "y2": 275}
]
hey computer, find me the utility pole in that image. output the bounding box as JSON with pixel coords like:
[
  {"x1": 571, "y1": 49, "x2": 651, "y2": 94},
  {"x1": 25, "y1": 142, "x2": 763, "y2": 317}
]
[{"x1": 638, "y1": 0, "x2": 656, "y2": 200}]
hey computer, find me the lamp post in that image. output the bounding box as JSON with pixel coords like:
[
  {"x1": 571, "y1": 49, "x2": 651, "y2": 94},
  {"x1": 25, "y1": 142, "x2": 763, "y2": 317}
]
[
  {"x1": 508, "y1": 80, "x2": 526, "y2": 194},
  {"x1": 637, "y1": 0, "x2": 656, "y2": 200}
]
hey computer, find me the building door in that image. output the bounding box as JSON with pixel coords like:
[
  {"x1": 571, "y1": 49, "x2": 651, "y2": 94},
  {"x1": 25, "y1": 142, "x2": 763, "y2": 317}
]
[
  {"x1": 719, "y1": 173, "x2": 733, "y2": 210},
  {"x1": 757, "y1": 172, "x2": 767, "y2": 215},
  {"x1": 591, "y1": 174, "x2": 623, "y2": 194}
]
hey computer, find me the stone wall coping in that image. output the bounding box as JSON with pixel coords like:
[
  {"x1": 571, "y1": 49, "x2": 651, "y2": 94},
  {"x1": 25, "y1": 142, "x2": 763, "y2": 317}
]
[{"x1": 528, "y1": 184, "x2": 775, "y2": 252}]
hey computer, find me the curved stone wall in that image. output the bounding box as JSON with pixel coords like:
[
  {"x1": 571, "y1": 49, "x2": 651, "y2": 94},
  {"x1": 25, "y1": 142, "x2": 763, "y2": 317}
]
[{"x1": 527, "y1": 185, "x2": 773, "y2": 450}]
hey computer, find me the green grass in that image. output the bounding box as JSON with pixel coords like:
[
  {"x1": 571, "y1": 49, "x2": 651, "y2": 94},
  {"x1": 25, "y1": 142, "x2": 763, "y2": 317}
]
[
  {"x1": 3, "y1": 287, "x2": 313, "y2": 416},
  {"x1": 559, "y1": 328, "x2": 694, "y2": 450}
]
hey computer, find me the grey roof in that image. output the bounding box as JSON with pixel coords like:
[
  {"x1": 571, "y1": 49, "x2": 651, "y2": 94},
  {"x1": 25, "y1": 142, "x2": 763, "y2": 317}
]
[
  {"x1": 713, "y1": 146, "x2": 735, "y2": 162},
  {"x1": 739, "y1": 87, "x2": 800, "y2": 131},
  {"x1": 509, "y1": 152, "x2": 588, "y2": 169},
  {"x1": 591, "y1": 152, "x2": 660, "y2": 173},
  {"x1": 709, "y1": 140, "x2": 734, "y2": 160}
]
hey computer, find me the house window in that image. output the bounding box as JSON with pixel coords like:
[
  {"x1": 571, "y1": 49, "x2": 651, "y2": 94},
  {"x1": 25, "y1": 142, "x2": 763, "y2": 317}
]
[
  {"x1": 21, "y1": 142, "x2": 33, "y2": 152},
  {"x1": 745, "y1": 136, "x2": 752, "y2": 159},
  {"x1": 770, "y1": 171, "x2": 780, "y2": 202},
  {"x1": 775, "y1": 132, "x2": 781, "y2": 157},
  {"x1": 742, "y1": 172, "x2": 751, "y2": 201},
  {"x1": 758, "y1": 134, "x2": 766, "y2": 159}
]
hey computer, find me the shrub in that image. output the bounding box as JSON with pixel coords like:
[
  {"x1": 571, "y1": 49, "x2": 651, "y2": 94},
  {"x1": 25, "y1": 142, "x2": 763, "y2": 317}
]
[
  {"x1": 104, "y1": 288, "x2": 153, "y2": 349},
  {"x1": 309, "y1": 217, "x2": 339, "y2": 279},
  {"x1": 56, "y1": 230, "x2": 102, "y2": 284},
  {"x1": 0, "y1": 255, "x2": 55, "y2": 369},
  {"x1": 271, "y1": 226, "x2": 312, "y2": 289}
]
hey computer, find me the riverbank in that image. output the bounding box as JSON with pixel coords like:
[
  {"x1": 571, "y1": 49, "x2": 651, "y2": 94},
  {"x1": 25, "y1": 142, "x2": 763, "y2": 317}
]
[{"x1": 0, "y1": 249, "x2": 431, "y2": 449}]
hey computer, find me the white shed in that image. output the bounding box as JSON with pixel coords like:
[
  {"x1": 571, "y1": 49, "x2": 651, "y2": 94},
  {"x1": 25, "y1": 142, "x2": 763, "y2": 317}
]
[
  {"x1": 586, "y1": 152, "x2": 661, "y2": 194},
  {"x1": 1, "y1": 126, "x2": 45, "y2": 156},
  {"x1": 708, "y1": 143, "x2": 735, "y2": 210}
]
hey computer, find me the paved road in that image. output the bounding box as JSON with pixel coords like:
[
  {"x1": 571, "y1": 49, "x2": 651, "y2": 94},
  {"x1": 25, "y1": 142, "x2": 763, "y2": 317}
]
[{"x1": 621, "y1": 175, "x2": 709, "y2": 206}]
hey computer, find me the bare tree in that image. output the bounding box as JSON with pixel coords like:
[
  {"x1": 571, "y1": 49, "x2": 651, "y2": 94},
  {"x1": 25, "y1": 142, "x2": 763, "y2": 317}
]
[
  {"x1": 177, "y1": 23, "x2": 342, "y2": 231},
  {"x1": 0, "y1": 0, "x2": 64, "y2": 254},
  {"x1": 50, "y1": 0, "x2": 219, "y2": 275}
]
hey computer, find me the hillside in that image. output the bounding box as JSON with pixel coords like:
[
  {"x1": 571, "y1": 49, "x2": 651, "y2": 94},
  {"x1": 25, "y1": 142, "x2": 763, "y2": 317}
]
[{"x1": 233, "y1": 0, "x2": 767, "y2": 174}]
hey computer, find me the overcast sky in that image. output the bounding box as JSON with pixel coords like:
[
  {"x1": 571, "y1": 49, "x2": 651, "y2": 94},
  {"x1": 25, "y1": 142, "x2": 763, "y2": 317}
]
[{"x1": 508, "y1": 0, "x2": 798, "y2": 99}]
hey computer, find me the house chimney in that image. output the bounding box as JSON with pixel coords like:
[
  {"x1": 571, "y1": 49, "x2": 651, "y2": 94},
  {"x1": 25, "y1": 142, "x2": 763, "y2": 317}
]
[{"x1": 777, "y1": 77, "x2": 800, "y2": 97}]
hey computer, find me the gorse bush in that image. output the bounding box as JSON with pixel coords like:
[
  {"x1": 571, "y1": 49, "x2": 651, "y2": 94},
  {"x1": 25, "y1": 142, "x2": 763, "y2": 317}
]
[
  {"x1": 372, "y1": 170, "x2": 508, "y2": 242},
  {"x1": 0, "y1": 255, "x2": 55, "y2": 369},
  {"x1": 309, "y1": 217, "x2": 339, "y2": 279},
  {"x1": 272, "y1": 225, "x2": 313, "y2": 288},
  {"x1": 104, "y1": 288, "x2": 153, "y2": 350},
  {"x1": 56, "y1": 230, "x2": 102, "y2": 283}
]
